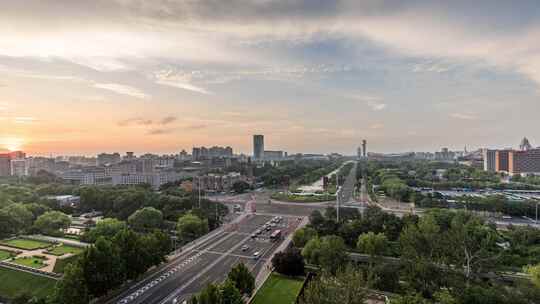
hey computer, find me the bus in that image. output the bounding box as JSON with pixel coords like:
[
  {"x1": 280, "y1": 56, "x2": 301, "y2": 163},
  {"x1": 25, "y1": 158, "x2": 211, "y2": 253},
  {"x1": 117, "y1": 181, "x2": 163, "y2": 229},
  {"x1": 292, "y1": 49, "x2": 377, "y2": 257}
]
[{"x1": 270, "y1": 230, "x2": 282, "y2": 242}]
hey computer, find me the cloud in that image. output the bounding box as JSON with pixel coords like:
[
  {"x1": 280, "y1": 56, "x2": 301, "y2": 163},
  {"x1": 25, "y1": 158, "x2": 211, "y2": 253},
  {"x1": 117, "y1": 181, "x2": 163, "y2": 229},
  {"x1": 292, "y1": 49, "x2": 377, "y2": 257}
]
[
  {"x1": 367, "y1": 100, "x2": 387, "y2": 111},
  {"x1": 160, "y1": 116, "x2": 177, "y2": 125},
  {"x1": 147, "y1": 129, "x2": 173, "y2": 135},
  {"x1": 152, "y1": 70, "x2": 212, "y2": 95},
  {"x1": 412, "y1": 61, "x2": 452, "y2": 73},
  {"x1": 185, "y1": 124, "x2": 208, "y2": 130},
  {"x1": 349, "y1": 95, "x2": 387, "y2": 111},
  {"x1": 450, "y1": 113, "x2": 477, "y2": 120},
  {"x1": 155, "y1": 79, "x2": 212, "y2": 95},
  {"x1": 118, "y1": 117, "x2": 153, "y2": 127},
  {"x1": 94, "y1": 83, "x2": 149, "y2": 99},
  {"x1": 13, "y1": 117, "x2": 37, "y2": 124},
  {"x1": 369, "y1": 123, "x2": 384, "y2": 130}
]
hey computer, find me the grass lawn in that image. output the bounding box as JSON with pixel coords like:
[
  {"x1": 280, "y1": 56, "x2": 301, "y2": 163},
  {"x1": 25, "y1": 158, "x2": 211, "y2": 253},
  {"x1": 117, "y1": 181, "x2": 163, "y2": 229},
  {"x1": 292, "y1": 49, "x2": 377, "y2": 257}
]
[
  {"x1": 63, "y1": 234, "x2": 81, "y2": 241},
  {"x1": 12, "y1": 256, "x2": 47, "y2": 269},
  {"x1": 0, "y1": 249, "x2": 15, "y2": 261},
  {"x1": 251, "y1": 274, "x2": 305, "y2": 304},
  {"x1": 0, "y1": 238, "x2": 53, "y2": 250},
  {"x1": 47, "y1": 244, "x2": 84, "y2": 256},
  {"x1": 0, "y1": 267, "x2": 56, "y2": 300},
  {"x1": 53, "y1": 254, "x2": 80, "y2": 273}
]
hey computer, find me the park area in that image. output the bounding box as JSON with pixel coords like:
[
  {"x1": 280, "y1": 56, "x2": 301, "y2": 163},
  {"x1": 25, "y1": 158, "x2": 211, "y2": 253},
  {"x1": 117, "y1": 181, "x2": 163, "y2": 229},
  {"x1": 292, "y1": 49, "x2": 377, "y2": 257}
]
[
  {"x1": 251, "y1": 274, "x2": 305, "y2": 304},
  {"x1": 47, "y1": 244, "x2": 84, "y2": 256},
  {"x1": 0, "y1": 267, "x2": 56, "y2": 300},
  {"x1": 12, "y1": 256, "x2": 48, "y2": 269},
  {"x1": 0, "y1": 238, "x2": 53, "y2": 250},
  {"x1": 0, "y1": 237, "x2": 85, "y2": 274},
  {"x1": 0, "y1": 249, "x2": 16, "y2": 261}
]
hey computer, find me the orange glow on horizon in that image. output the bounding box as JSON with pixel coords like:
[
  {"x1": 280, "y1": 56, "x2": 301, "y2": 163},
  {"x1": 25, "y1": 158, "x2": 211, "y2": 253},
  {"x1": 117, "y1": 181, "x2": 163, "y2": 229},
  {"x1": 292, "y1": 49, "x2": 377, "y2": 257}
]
[{"x1": 0, "y1": 137, "x2": 25, "y2": 152}]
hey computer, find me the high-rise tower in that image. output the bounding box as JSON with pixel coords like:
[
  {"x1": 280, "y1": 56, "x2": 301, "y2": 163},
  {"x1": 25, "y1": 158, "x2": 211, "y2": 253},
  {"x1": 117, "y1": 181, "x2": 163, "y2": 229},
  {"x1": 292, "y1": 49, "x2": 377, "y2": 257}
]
[
  {"x1": 362, "y1": 140, "x2": 367, "y2": 158},
  {"x1": 253, "y1": 135, "x2": 264, "y2": 160}
]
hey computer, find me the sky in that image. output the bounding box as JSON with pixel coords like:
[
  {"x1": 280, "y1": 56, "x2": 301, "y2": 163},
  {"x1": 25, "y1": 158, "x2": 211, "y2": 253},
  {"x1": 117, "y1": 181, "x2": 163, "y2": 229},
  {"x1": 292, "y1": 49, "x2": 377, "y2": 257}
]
[{"x1": 1, "y1": 0, "x2": 540, "y2": 156}]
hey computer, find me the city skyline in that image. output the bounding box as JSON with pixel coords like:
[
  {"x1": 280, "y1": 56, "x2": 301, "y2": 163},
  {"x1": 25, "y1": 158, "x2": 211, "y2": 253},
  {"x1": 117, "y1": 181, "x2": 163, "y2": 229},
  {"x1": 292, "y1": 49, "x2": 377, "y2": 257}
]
[{"x1": 1, "y1": 1, "x2": 540, "y2": 155}]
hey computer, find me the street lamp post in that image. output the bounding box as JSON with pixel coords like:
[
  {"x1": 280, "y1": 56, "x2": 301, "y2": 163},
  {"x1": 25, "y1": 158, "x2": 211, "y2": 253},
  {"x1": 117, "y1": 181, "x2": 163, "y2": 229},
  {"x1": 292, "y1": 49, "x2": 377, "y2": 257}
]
[
  {"x1": 198, "y1": 176, "x2": 202, "y2": 209},
  {"x1": 336, "y1": 173, "x2": 340, "y2": 222},
  {"x1": 534, "y1": 202, "x2": 540, "y2": 225},
  {"x1": 336, "y1": 187, "x2": 341, "y2": 223}
]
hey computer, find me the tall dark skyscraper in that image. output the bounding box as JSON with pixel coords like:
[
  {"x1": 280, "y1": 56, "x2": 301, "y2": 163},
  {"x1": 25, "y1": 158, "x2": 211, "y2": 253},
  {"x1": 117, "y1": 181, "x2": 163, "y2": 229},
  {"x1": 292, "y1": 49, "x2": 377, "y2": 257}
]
[
  {"x1": 362, "y1": 139, "x2": 367, "y2": 157},
  {"x1": 253, "y1": 135, "x2": 264, "y2": 160}
]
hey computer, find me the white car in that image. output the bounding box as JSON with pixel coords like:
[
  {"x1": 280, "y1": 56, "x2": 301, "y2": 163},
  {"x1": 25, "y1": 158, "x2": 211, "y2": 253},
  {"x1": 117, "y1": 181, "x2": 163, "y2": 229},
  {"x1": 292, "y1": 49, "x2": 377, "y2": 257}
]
[{"x1": 253, "y1": 252, "x2": 261, "y2": 259}]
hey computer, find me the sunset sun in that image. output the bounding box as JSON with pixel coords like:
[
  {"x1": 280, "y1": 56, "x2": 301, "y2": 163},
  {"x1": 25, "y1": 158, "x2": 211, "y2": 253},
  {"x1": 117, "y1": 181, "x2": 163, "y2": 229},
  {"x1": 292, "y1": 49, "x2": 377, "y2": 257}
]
[{"x1": 1, "y1": 137, "x2": 24, "y2": 151}]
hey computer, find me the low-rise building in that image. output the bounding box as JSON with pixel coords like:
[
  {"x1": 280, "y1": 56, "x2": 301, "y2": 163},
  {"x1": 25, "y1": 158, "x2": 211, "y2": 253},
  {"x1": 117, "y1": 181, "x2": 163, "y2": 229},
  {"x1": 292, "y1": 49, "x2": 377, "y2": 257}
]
[{"x1": 194, "y1": 172, "x2": 244, "y2": 192}]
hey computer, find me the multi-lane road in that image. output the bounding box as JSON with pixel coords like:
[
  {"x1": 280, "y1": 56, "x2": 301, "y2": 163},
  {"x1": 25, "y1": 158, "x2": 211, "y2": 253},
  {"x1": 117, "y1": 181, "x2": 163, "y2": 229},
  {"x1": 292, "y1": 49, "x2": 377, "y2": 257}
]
[
  {"x1": 107, "y1": 212, "x2": 303, "y2": 304},
  {"x1": 107, "y1": 161, "x2": 536, "y2": 304}
]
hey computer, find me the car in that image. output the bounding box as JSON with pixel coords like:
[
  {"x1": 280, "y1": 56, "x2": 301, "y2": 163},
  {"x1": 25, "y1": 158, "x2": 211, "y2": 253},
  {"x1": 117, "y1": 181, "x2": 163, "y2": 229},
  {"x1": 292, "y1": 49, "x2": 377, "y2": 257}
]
[
  {"x1": 250, "y1": 233, "x2": 257, "y2": 239},
  {"x1": 265, "y1": 226, "x2": 271, "y2": 231},
  {"x1": 255, "y1": 229, "x2": 262, "y2": 235},
  {"x1": 253, "y1": 252, "x2": 261, "y2": 259},
  {"x1": 241, "y1": 245, "x2": 250, "y2": 251}
]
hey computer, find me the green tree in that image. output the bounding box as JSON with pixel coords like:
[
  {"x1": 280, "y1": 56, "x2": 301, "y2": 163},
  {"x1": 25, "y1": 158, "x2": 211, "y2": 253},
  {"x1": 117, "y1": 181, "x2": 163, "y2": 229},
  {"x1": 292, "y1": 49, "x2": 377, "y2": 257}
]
[
  {"x1": 392, "y1": 293, "x2": 432, "y2": 304},
  {"x1": 177, "y1": 212, "x2": 209, "y2": 242},
  {"x1": 399, "y1": 215, "x2": 443, "y2": 297},
  {"x1": 272, "y1": 247, "x2": 305, "y2": 276},
  {"x1": 434, "y1": 290, "x2": 459, "y2": 304},
  {"x1": 302, "y1": 236, "x2": 322, "y2": 265},
  {"x1": 293, "y1": 227, "x2": 317, "y2": 248},
  {"x1": 227, "y1": 263, "x2": 255, "y2": 295},
  {"x1": 447, "y1": 211, "x2": 501, "y2": 282},
  {"x1": 0, "y1": 208, "x2": 14, "y2": 238},
  {"x1": 197, "y1": 283, "x2": 221, "y2": 304},
  {"x1": 24, "y1": 203, "x2": 51, "y2": 221},
  {"x1": 2, "y1": 203, "x2": 33, "y2": 234},
  {"x1": 82, "y1": 218, "x2": 126, "y2": 243},
  {"x1": 301, "y1": 267, "x2": 367, "y2": 304},
  {"x1": 142, "y1": 229, "x2": 172, "y2": 265},
  {"x1": 232, "y1": 181, "x2": 250, "y2": 194},
  {"x1": 52, "y1": 263, "x2": 90, "y2": 304},
  {"x1": 113, "y1": 229, "x2": 149, "y2": 280},
  {"x1": 220, "y1": 279, "x2": 244, "y2": 304},
  {"x1": 80, "y1": 237, "x2": 125, "y2": 297},
  {"x1": 128, "y1": 207, "x2": 164, "y2": 232},
  {"x1": 302, "y1": 235, "x2": 347, "y2": 273},
  {"x1": 357, "y1": 232, "x2": 388, "y2": 257},
  {"x1": 525, "y1": 264, "x2": 540, "y2": 288},
  {"x1": 33, "y1": 211, "x2": 71, "y2": 236}
]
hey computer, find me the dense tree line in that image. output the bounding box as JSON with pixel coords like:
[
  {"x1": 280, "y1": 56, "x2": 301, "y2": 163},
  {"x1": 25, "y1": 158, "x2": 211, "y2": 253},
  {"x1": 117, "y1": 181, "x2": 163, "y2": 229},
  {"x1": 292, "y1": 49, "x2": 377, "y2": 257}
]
[
  {"x1": 253, "y1": 159, "x2": 343, "y2": 188},
  {"x1": 364, "y1": 159, "x2": 540, "y2": 191},
  {"x1": 53, "y1": 228, "x2": 171, "y2": 304},
  {"x1": 78, "y1": 186, "x2": 228, "y2": 230},
  {"x1": 292, "y1": 206, "x2": 540, "y2": 303}
]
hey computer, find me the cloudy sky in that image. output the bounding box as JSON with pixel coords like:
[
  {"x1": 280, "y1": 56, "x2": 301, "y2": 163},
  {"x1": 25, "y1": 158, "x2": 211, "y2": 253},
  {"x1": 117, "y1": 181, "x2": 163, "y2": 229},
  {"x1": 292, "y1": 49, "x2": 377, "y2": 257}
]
[{"x1": 1, "y1": 0, "x2": 539, "y2": 156}]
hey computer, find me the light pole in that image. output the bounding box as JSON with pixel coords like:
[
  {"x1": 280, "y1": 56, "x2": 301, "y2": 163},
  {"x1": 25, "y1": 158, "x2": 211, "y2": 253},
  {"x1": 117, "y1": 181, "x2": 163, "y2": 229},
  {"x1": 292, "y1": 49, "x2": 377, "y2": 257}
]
[
  {"x1": 198, "y1": 176, "x2": 202, "y2": 209},
  {"x1": 534, "y1": 202, "x2": 540, "y2": 225},
  {"x1": 336, "y1": 173, "x2": 340, "y2": 222},
  {"x1": 336, "y1": 187, "x2": 341, "y2": 223}
]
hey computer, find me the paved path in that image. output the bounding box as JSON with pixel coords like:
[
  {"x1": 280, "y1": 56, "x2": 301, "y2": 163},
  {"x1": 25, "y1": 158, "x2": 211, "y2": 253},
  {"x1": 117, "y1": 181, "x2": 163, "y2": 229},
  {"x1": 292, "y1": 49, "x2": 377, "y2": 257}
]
[
  {"x1": 28, "y1": 235, "x2": 89, "y2": 248},
  {"x1": 0, "y1": 244, "x2": 61, "y2": 273}
]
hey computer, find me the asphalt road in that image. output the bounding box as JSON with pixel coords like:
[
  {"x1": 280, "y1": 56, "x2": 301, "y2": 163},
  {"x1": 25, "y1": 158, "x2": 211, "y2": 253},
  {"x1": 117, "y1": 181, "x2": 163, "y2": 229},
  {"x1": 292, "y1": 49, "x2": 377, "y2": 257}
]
[
  {"x1": 339, "y1": 161, "x2": 358, "y2": 203},
  {"x1": 108, "y1": 213, "x2": 299, "y2": 304}
]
